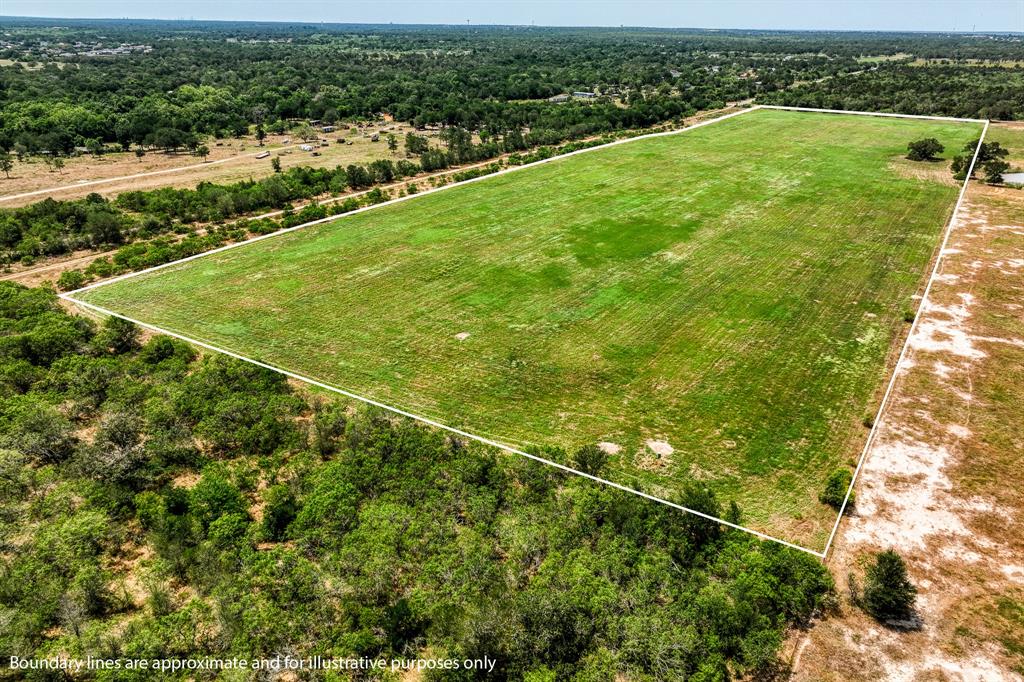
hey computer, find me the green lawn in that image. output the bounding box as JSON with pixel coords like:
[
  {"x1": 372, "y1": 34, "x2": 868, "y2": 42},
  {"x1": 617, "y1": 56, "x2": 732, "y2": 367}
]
[{"x1": 76, "y1": 108, "x2": 983, "y2": 549}]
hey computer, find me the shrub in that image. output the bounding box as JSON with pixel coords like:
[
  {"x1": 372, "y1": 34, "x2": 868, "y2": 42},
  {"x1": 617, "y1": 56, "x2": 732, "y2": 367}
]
[
  {"x1": 95, "y1": 316, "x2": 140, "y2": 355},
  {"x1": 262, "y1": 484, "x2": 297, "y2": 541},
  {"x1": 1, "y1": 397, "x2": 77, "y2": 463},
  {"x1": 56, "y1": 269, "x2": 86, "y2": 291},
  {"x1": 678, "y1": 482, "x2": 722, "y2": 547},
  {"x1": 571, "y1": 443, "x2": 608, "y2": 475},
  {"x1": 819, "y1": 468, "x2": 854, "y2": 509},
  {"x1": 862, "y1": 550, "x2": 917, "y2": 621},
  {"x1": 906, "y1": 138, "x2": 944, "y2": 161}
]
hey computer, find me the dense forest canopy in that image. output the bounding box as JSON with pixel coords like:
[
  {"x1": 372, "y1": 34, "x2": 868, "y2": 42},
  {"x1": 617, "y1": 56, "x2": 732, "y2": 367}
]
[{"x1": 0, "y1": 18, "x2": 1021, "y2": 156}]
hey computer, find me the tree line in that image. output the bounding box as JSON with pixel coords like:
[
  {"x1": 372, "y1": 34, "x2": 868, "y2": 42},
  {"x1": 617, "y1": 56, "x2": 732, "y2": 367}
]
[{"x1": 9, "y1": 20, "x2": 1021, "y2": 161}]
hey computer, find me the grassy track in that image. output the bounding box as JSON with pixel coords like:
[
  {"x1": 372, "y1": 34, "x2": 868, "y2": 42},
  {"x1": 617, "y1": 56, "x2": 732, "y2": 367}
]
[{"x1": 77, "y1": 109, "x2": 983, "y2": 548}]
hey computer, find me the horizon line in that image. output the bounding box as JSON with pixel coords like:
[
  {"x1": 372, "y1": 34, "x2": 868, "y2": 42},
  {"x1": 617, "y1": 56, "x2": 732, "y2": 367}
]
[{"x1": 2, "y1": 15, "x2": 1022, "y2": 35}]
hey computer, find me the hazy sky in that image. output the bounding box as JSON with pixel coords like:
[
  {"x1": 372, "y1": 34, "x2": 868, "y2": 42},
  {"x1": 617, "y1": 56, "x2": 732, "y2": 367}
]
[{"x1": 2, "y1": 0, "x2": 1022, "y2": 33}]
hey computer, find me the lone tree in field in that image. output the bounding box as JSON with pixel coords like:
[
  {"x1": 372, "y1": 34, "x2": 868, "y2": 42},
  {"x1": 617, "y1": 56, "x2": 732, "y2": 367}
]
[
  {"x1": 906, "y1": 138, "x2": 944, "y2": 161},
  {"x1": 295, "y1": 123, "x2": 317, "y2": 142},
  {"x1": 134, "y1": 147, "x2": 146, "y2": 163},
  {"x1": 256, "y1": 124, "x2": 267, "y2": 147},
  {"x1": 271, "y1": 156, "x2": 282, "y2": 173},
  {"x1": 862, "y1": 550, "x2": 917, "y2": 621},
  {"x1": 818, "y1": 468, "x2": 854, "y2": 510},
  {"x1": 195, "y1": 145, "x2": 210, "y2": 162},
  {"x1": 0, "y1": 152, "x2": 12, "y2": 178}
]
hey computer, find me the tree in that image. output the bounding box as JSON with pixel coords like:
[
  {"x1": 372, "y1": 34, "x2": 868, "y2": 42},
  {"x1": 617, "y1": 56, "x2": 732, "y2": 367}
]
[
  {"x1": 195, "y1": 145, "x2": 210, "y2": 162},
  {"x1": 84, "y1": 209, "x2": 124, "y2": 246},
  {"x1": 152, "y1": 127, "x2": 189, "y2": 152},
  {"x1": 290, "y1": 462, "x2": 359, "y2": 549},
  {"x1": 906, "y1": 138, "x2": 943, "y2": 161},
  {"x1": 862, "y1": 550, "x2": 917, "y2": 621},
  {"x1": 819, "y1": 468, "x2": 854, "y2": 509},
  {"x1": 368, "y1": 159, "x2": 395, "y2": 183},
  {"x1": 271, "y1": 156, "x2": 282, "y2": 173},
  {"x1": 387, "y1": 133, "x2": 398, "y2": 153},
  {"x1": 256, "y1": 124, "x2": 267, "y2": 147},
  {"x1": 82, "y1": 411, "x2": 146, "y2": 485},
  {"x1": 677, "y1": 482, "x2": 722, "y2": 548},
  {"x1": 951, "y1": 154, "x2": 969, "y2": 180},
  {"x1": 189, "y1": 468, "x2": 249, "y2": 531},
  {"x1": 134, "y1": 147, "x2": 146, "y2": 163},
  {"x1": 1, "y1": 399, "x2": 77, "y2": 464},
  {"x1": 262, "y1": 485, "x2": 297, "y2": 541},
  {"x1": 346, "y1": 164, "x2": 373, "y2": 189},
  {"x1": 85, "y1": 138, "x2": 105, "y2": 157},
  {"x1": 969, "y1": 139, "x2": 1008, "y2": 164},
  {"x1": 953, "y1": 140, "x2": 1008, "y2": 180},
  {"x1": 56, "y1": 269, "x2": 86, "y2": 291},
  {"x1": 295, "y1": 123, "x2": 317, "y2": 142},
  {"x1": 53, "y1": 157, "x2": 65, "y2": 174},
  {"x1": 404, "y1": 132, "x2": 429, "y2": 156},
  {"x1": 983, "y1": 158, "x2": 1010, "y2": 184},
  {"x1": 0, "y1": 152, "x2": 12, "y2": 178},
  {"x1": 571, "y1": 444, "x2": 608, "y2": 475},
  {"x1": 96, "y1": 315, "x2": 140, "y2": 354}
]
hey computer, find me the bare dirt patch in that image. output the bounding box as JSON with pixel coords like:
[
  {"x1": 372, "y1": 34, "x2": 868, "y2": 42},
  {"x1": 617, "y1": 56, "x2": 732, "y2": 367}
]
[{"x1": 888, "y1": 158, "x2": 960, "y2": 187}]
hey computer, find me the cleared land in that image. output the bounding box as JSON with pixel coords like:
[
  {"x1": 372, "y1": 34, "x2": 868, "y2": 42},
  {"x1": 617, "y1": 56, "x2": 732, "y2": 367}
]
[
  {"x1": 0, "y1": 122, "x2": 426, "y2": 206},
  {"x1": 792, "y1": 122, "x2": 1024, "y2": 679},
  {"x1": 72, "y1": 108, "x2": 983, "y2": 549}
]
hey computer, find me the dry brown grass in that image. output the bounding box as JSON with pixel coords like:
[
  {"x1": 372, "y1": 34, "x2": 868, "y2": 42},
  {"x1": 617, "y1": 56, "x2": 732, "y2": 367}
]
[{"x1": 0, "y1": 122, "x2": 429, "y2": 207}]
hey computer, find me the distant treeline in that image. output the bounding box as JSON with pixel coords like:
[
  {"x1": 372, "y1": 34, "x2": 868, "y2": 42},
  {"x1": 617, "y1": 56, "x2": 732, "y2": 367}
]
[{"x1": 760, "y1": 64, "x2": 1024, "y2": 120}]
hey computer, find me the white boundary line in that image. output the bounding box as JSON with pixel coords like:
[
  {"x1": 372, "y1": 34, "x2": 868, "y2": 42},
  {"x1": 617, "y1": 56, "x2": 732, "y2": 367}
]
[
  {"x1": 759, "y1": 104, "x2": 986, "y2": 123},
  {"x1": 67, "y1": 105, "x2": 759, "y2": 295},
  {"x1": 62, "y1": 296, "x2": 822, "y2": 556},
  {"x1": 59, "y1": 104, "x2": 986, "y2": 557},
  {"x1": 820, "y1": 118, "x2": 990, "y2": 560}
]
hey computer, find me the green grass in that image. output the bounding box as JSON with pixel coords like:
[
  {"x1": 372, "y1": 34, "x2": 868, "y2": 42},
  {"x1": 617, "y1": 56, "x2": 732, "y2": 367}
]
[{"x1": 76, "y1": 109, "x2": 983, "y2": 549}]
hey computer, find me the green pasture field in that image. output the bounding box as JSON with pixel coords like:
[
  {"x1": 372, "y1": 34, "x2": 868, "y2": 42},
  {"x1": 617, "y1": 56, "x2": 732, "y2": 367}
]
[{"x1": 74, "y1": 108, "x2": 984, "y2": 549}]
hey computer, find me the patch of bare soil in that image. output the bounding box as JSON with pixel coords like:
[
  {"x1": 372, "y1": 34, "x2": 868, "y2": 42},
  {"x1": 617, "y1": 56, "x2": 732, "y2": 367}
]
[
  {"x1": 888, "y1": 158, "x2": 960, "y2": 187},
  {"x1": 790, "y1": 172, "x2": 1024, "y2": 679}
]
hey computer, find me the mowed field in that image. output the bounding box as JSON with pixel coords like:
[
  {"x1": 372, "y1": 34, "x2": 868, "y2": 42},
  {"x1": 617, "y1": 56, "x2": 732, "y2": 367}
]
[{"x1": 74, "y1": 108, "x2": 983, "y2": 549}]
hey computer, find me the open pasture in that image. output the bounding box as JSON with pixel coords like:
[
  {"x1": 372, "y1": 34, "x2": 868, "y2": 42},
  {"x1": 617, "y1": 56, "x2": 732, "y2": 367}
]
[{"x1": 72, "y1": 108, "x2": 983, "y2": 549}]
